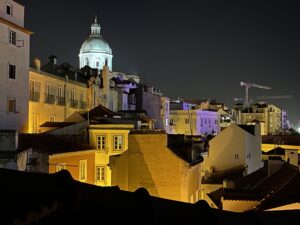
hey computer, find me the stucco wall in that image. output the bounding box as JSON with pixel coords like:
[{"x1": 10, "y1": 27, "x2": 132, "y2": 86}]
[
  {"x1": 49, "y1": 151, "x2": 96, "y2": 185},
  {"x1": 110, "y1": 133, "x2": 201, "y2": 203},
  {"x1": 222, "y1": 199, "x2": 259, "y2": 212},
  {"x1": 0, "y1": 8, "x2": 30, "y2": 132}
]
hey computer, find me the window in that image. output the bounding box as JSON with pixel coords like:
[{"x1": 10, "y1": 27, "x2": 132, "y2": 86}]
[
  {"x1": 6, "y1": 4, "x2": 12, "y2": 16},
  {"x1": 9, "y1": 64, "x2": 16, "y2": 79},
  {"x1": 234, "y1": 154, "x2": 239, "y2": 160},
  {"x1": 7, "y1": 98, "x2": 16, "y2": 113},
  {"x1": 96, "y1": 136, "x2": 106, "y2": 150},
  {"x1": 29, "y1": 80, "x2": 41, "y2": 102},
  {"x1": 9, "y1": 30, "x2": 16, "y2": 45},
  {"x1": 85, "y1": 58, "x2": 89, "y2": 66},
  {"x1": 96, "y1": 166, "x2": 105, "y2": 182},
  {"x1": 113, "y1": 135, "x2": 123, "y2": 150},
  {"x1": 56, "y1": 163, "x2": 66, "y2": 172},
  {"x1": 49, "y1": 114, "x2": 56, "y2": 122},
  {"x1": 79, "y1": 160, "x2": 87, "y2": 181},
  {"x1": 96, "y1": 61, "x2": 100, "y2": 68},
  {"x1": 185, "y1": 118, "x2": 190, "y2": 124}
]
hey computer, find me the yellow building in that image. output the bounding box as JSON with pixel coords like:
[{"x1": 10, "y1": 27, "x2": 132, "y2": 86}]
[
  {"x1": 233, "y1": 103, "x2": 283, "y2": 135},
  {"x1": 29, "y1": 64, "x2": 90, "y2": 133},
  {"x1": 49, "y1": 123, "x2": 133, "y2": 186},
  {"x1": 110, "y1": 131, "x2": 202, "y2": 203}
]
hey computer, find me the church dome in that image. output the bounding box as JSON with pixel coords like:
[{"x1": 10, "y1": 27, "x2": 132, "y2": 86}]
[
  {"x1": 80, "y1": 36, "x2": 112, "y2": 55},
  {"x1": 79, "y1": 16, "x2": 113, "y2": 70}
]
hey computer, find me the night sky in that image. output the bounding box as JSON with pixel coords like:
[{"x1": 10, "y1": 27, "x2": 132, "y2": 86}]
[{"x1": 20, "y1": 0, "x2": 300, "y2": 126}]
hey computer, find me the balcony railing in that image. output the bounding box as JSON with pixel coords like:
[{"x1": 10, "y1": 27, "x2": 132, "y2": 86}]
[
  {"x1": 29, "y1": 92, "x2": 40, "y2": 102},
  {"x1": 79, "y1": 101, "x2": 86, "y2": 109},
  {"x1": 70, "y1": 99, "x2": 78, "y2": 108},
  {"x1": 44, "y1": 94, "x2": 55, "y2": 104},
  {"x1": 56, "y1": 96, "x2": 66, "y2": 106}
]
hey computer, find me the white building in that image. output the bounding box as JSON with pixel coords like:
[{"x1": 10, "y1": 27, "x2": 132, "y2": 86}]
[
  {"x1": 0, "y1": 0, "x2": 32, "y2": 132},
  {"x1": 168, "y1": 109, "x2": 220, "y2": 136},
  {"x1": 79, "y1": 16, "x2": 113, "y2": 70},
  {"x1": 203, "y1": 124, "x2": 262, "y2": 175}
]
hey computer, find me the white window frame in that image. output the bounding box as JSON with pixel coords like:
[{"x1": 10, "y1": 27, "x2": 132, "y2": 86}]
[
  {"x1": 96, "y1": 166, "x2": 105, "y2": 182},
  {"x1": 96, "y1": 135, "x2": 106, "y2": 150},
  {"x1": 9, "y1": 30, "x2": 16, "y2": 45},
  {"x1": 113, "y1": 135, "x2": 123, "y2": 151},
  {"x1": 79, "y1": 160, "x2": 87, "y2": 182}
]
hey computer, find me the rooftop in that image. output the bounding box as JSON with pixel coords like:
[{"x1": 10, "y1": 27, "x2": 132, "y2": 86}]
[
  {"x1": 1, "y1": 168, "x2": 299, "y2": 225},
  {"x1": 18, "y1": 134, "x2": 94, "y2": 154}
]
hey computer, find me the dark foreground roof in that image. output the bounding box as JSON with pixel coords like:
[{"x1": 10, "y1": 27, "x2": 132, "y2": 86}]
[
  {"x1": 18, "y1": 134, "x2": 94, "y2": 154},
  {"x1": 0, "y1": 169, "x2": 299, "y2": 225}
]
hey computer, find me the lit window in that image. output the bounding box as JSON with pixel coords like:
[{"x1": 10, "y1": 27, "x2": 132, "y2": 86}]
[
  {"x1": 96, "y1": 136, "x2": 106, "y2": 150},
  {"x1": 9, "y1": 30, "x2": 16, "y2": 45},
  {"x1": 6, "y1": 4, "x2": 12, "y2": 16},
  {"x1": 49, "y1": 114, "x2": 56, "y2": 122},
  {"x1": 7, "y1": 98, "x2": 16, "y2": 113},
  {"x1": 96, "y1": 166, "x2": 105, "y2": 182},
  {"x1": 79, "y1": 160, "x2": 87, "y2": 181},
  {"x1": 9, "y1": 64, "x2": 16, "y2": 79},
  {"x1": 56, "y1": 163, "x2": 66, "y2": 172},
  {"x1": 113, "y1": 135, "x2": 123, "y2": 150}
]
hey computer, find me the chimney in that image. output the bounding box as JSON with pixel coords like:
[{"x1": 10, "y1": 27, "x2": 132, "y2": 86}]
[
  {"x1": 33, "y1": 58, "x2": 41, "y2": 71},
  {"x1": 48, "y1": 55, "x2": 58, "y2": 69}
]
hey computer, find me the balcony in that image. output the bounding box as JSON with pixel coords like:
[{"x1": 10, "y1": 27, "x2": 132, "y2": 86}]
[
  {"x1": 56, "y1": 96, "x2": 66, "y2": 106},
  {"x1": 44, "y1": 94, "x2": 55, "y2": 104},
  {"x1": 29, "y1": 92, "x2": 40, "y2": 102},
  {"x1": 79, "y1": 101, "x2": 87, "y2": 109},
  {"x1": 70, "y1": 99, "x2": 78, "y2": 108}
]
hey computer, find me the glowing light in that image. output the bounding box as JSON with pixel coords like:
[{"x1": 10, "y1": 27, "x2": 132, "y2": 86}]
[{"x1": 297, "y1": 127, "x2": 300, "y2": 133}]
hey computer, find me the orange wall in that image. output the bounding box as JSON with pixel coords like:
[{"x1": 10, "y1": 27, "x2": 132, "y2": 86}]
[{"x1": 49, "y1": 151, "x2": 96, "y2": 185}]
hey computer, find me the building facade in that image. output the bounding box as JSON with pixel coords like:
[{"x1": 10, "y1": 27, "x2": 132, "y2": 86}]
[
  {"x1": 110, "y1": 131, "x2": 202, "y2": 203},
  {"x1": 49, "y1": 123, "x2": 133, "y2": 187},
  {"x1": 168, "y1": 109, "x2": 219, "y2": 136},
  {"x1": 233, "y1": 103, "x2": 284, "y2": 135},
  {"x1": 0, "y1": 0, "x2": 31, "y2": 131},
  {"x1": 29, "y1": 65, "x2": 89, "y2": 133}
]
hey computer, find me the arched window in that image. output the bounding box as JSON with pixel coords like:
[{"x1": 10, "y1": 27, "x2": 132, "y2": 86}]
[
  {"x1": 96, "y1": 61, "x2": 100, "y2": 68},
  {"x1": 85, "y1": 58, "x2": 89, "y2": 66}
]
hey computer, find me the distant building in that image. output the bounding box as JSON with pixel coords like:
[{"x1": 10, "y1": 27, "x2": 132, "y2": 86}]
[
  {"x1": 168, "y1": 109, "x2": 219, "y2": 136},
  {"x1": 0, "y1": 0, "x2": 32, "y2": 131},
  {"x1": 110, "y1": 131, "x2": 203, "y2": 203},
  {"x1": 233, "y1": 103, "x2": 285, "y2": 135},
  {"x1": 131, "y1": 85, "x2": 170, "y2": 130}
]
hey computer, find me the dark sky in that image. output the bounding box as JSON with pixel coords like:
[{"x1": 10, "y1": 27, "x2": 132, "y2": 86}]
[{"x1": 21, "y1": 0, "x2": 300, "y2": 126}]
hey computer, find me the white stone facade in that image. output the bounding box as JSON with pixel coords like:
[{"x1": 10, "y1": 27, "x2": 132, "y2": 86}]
[{"x1": 0, "y1": 0, "x2": 31, "y2": 132}]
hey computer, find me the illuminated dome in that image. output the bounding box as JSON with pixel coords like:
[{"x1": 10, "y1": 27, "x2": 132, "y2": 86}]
[
  {"x1": 80, "y1": 36, "x2": 112, "y2": 55},
  {"x1": 79, "y1": 16, "x2": 113, "y2": 70}
]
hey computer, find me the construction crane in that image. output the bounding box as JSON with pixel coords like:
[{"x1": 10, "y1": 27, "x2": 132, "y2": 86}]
[{"x1": 240, "y1": 81, "x2": 271, "y2": 107}]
